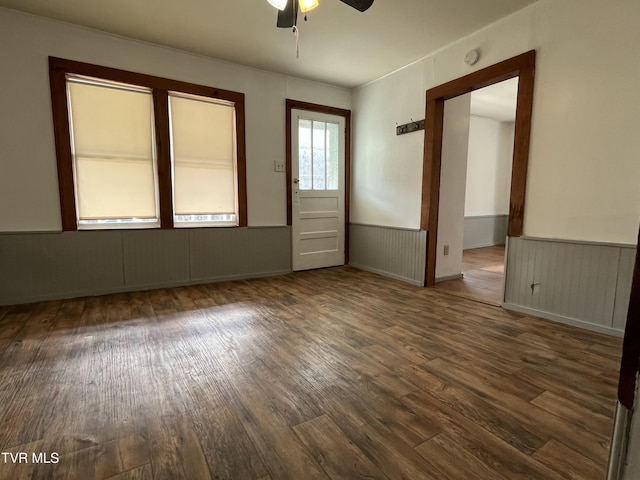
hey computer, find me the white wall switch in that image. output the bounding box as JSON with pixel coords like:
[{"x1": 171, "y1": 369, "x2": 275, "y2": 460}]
[{"x1": 274, "y1": 160, "x2": 285, "y2": 172}]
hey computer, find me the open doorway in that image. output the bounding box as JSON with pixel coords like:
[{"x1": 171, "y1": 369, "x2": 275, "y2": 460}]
[
  {"x1": 433, "y1": 79, "x2": 518, "y2": 305},
  {"x1": 421, "y1": 51, "x2": 536, "y2": 298}
]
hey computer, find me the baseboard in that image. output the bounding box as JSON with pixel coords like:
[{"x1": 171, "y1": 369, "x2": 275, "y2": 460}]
[
  {"x1": 0, "y1": 269, "x2": 292, "y2": 306},
  {"x1": 350, "y1": 263, "x2": 423, "y2": 286},
  {"x1": 189, "y1": 269, "x2": 292, "y2": 285},
  {"x1": 502, "y1": 302, "x2": 624, "y2": 337},
  {"x1": 436, "y1": 273, "x2": 464, "y2": 282},
  {"x1": 464, "y1": 242, "x2": 505, "y2": 250}
]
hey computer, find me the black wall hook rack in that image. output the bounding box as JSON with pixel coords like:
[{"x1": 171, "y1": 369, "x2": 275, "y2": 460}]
[{"x1": 396, "y1": 119, "x2": 425, "y2": 136}]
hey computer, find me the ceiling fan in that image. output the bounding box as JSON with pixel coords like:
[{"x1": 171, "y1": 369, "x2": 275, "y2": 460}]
[{"x1": 267, "y1": 0, "x2": 374, "y2": 29}]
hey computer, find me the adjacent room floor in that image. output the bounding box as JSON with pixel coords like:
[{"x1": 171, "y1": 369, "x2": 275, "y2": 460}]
[
  {"x1": 435, "y1": 245, "x2": 506, "y2": 306},
  {"x1": 0, "y1": 266, "x2": 621, "y2": 480}
]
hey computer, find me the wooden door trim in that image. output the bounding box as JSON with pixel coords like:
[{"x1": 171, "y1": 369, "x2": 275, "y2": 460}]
[
  {"x1": 421, "y1": 50, "x2": 536, "y2": 286},
  {"x1": 618, "y1": 228, "x2": 640, "y2": 409},
  {"x1": 286, "y1": 99, "x2": 351, "y2": 264}
]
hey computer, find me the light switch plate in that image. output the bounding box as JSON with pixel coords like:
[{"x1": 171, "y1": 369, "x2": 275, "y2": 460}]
[{"x1": 274, "y1": 160, "x2": 285, "y2": 172}]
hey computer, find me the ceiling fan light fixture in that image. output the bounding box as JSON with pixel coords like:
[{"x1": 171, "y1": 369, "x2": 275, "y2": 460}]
[
  {"x1": 267, "y1": 0, "x2": 288, "y2": 11},
  {"x1": 299, "y1": 0, "x2": 319, "y2": 13}
]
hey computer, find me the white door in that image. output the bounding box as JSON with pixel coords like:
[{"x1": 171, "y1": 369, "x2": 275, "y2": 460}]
[{"x1": 291, "y1": 109, "x2": 346, "y2": 271}]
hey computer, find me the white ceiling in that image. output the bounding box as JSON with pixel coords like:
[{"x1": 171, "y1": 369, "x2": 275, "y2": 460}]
[{"x1": 0, "y1": 0, "x2": 537, "y2": 88}]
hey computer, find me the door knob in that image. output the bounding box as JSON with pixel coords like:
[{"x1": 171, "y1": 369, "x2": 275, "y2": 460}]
[{"x1": 293, "y1": 178, "x2": 299, "y2": 184}]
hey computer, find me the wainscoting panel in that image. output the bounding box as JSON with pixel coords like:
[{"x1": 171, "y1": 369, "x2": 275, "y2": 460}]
[
  {"x1": 190, "y1": 227, "x2": 291, "y2": 281},
  {"x1": 0, "y1": 231, "x2": 124, "y2": 305},
  {"x1": 463, "y1": 215, "x2": 508, "y2": 250},
  {"x1": 504, "y1": 236, "x2": 635, "y2": 334},
  {"x1": 349, "y1": 224, "x2": 426, "y2": 285},
  {"x1": 613, "y1": 247, "x2": 636, "y2": 331},
  {"x1": 0, "y1": 227, "x2": 292, "y2": 306},
  {"x1": 122, "y1": 229, "x2": 191, "y2": 289}
]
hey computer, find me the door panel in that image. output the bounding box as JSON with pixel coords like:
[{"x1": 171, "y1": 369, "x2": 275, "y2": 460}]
[{"x1": 292, "y1": 109, "x2": 345, "y2": 271}]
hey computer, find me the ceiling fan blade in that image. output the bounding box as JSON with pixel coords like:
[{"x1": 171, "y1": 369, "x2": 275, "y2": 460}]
[
  {"x1": 339, "y1": 0, "x2": 374, "y2": 12},
  {"x1": 277, "y1": 0, "x2": 296, "y2": 28}
]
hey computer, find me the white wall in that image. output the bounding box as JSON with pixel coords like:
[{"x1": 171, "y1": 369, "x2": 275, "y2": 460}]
[
  {"x1": 0, "y1": 8, "x2": 351, "y2": 232},
  {"x1": 465, "y1": 116, "x2": 514, "y2": 217},
  {"x1": 436, "y1": 94, "x2": 470, "y2": 280},
  {"x1": 352, "y1": 0, "x2": 640, "y2": 245},
  {"x1": 350, "y1": 60, "x2": 429, "y2": 228}
]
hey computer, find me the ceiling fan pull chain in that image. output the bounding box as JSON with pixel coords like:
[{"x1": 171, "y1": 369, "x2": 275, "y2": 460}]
[{"x1": 293, "y1": 25, "x2": 300, "y2": 58}]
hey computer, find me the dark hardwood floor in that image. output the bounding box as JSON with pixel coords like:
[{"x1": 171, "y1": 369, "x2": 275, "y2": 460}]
[
  {"x1": 435, "y1": 245, "x2": 506, "y2": 306},
  {"x1": 0, "y1": 266, "x2": 622, "y2": 479}
]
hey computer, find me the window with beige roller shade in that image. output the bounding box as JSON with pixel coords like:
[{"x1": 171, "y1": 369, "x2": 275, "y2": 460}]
[
  {"x1": 49, "y1": 57, "x2": 247, "y2": 231},
  {"x1": 67, "y1": 77, "x2": 158, "y2": 228},
  {"x1": 169, "y1": 93, "x2": 238, "y2": 227}
]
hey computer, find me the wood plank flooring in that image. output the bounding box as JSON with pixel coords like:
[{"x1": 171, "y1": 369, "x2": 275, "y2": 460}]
[
  {"x1": 0, "y1": 266, "x2": 622, "y2": 480},
  {"x1": 435, "y1": 245, "x2": 506, "y2": 305}
]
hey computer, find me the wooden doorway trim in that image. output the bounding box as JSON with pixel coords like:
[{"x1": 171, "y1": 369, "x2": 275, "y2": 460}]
[
  {"x1": 421, "y1": 50, "x2": 536, "y2": 286},
  {"x1": 618, "y1": 227, "x2": 640, "y2": 409},
  {"x1": 285, "y1": 99, "x2": 352, "y2": 264}
]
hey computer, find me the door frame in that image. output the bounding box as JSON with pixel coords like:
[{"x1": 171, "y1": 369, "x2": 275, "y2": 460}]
[
  {"x1": 421, "y1": 50, "x2": 536, "y2": 286},
  {"x1": 608, "y1": 227, "x2": 639, "y2": 479},
  {"x1": 286, "y1": 99, "x2": 351, "y2": 264},
  {"x1": 618, "y1": 227, "x2": 640, "y2": 409}
]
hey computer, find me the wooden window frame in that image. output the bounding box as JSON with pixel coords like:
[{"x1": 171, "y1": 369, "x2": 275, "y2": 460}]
[{"x1": 48, "y1": 56, "x2": 247, "y2": 231}]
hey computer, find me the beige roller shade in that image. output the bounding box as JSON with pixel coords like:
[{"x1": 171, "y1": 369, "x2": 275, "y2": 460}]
[
  {"x1": 169, "y1": 93, "x2": 237, "y2": 219},
  {"x1": 67, "y1": 78, "x2": 157, "y2": 223}
]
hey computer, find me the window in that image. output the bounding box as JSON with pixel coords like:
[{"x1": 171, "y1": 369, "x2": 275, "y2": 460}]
[
  {"x1": 67, "y1": 77, "x2": 159, "y2": 228},
  {"x1": 297, "y1": 118, "x2": 340, "y2": 191},
  {"x1": 169, "y1": 93, "x2": 238, "y2": 227},
  {"x1": 49, "y1": 57, "x2": 247, "y2": 231}
]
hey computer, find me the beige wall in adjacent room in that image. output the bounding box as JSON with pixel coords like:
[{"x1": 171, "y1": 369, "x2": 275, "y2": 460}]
[{"x1": 464, "y1": 116, "x2": 513, "y2": 218}]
